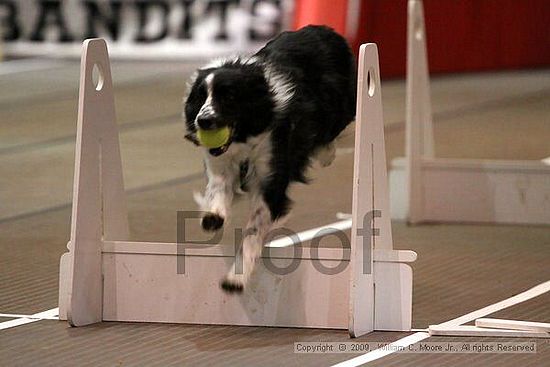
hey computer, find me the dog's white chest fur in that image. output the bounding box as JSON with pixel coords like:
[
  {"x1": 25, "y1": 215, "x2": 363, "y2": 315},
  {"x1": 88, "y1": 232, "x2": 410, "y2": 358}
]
[{"x1": 202, "y1": 132, "x2": 272, "y2": 200}]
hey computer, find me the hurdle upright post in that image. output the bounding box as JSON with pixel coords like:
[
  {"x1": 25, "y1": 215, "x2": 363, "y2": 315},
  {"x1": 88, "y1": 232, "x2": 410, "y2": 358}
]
[
  {"x1": 350, "y1": 43, "x2": 415, "y2": 336},
  {"x1": 59, "y1": 39, "x2": 129, "y2": 326},
  {"x1": 406, "y1": 0, "x2": 434, "y2": 224}
]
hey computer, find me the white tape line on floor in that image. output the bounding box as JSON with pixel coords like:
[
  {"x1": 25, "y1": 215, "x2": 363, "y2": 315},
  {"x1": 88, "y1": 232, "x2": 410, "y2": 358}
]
[
  {"x1": 330, "y1": 280, "x2": 550, "y2": 366},
  {"x1": 0, "y1": 308, "x2": 59, "y2": 331},
  {"x1": 0, "y1": 313, "x2": 59, "y2": 320},
  {"x1": 0, "y1": 318, "x2": 39, "y2": 330},
  {"x1": 438, "y1": 280, "x2": 550, "y2": 328}
]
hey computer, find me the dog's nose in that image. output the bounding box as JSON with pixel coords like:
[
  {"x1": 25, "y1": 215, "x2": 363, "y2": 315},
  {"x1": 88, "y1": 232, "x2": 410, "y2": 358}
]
[{"x1": 197, "y1": 116, "x2": 215, "y2": 130}]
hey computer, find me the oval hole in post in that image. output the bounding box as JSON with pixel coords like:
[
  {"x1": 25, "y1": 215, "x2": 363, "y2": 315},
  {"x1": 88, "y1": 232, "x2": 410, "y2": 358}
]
[
  {"x1": 414, "y1": 19, "x2": 423, "y2": 40},
  {"x1": 92, "y1": 63, "x2": 104, "y2": 92},
  {"x1": 367, "y1": 68, "x2": 376, "y2": 97}
]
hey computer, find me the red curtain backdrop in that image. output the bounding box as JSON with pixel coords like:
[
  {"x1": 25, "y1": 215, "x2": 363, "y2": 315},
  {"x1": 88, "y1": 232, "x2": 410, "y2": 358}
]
[{"x1": 295, "y1": 0, "x2": 550, "y2": 78}]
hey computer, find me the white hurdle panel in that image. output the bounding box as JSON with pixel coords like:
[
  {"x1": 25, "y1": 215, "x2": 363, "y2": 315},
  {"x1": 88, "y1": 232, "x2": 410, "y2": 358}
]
[
  {"x1": 58, "y1": 39, "x2": 416, "y2": 337},
  {"x1": 390, "y1": 0, "x2": 550, "y2": 225}
]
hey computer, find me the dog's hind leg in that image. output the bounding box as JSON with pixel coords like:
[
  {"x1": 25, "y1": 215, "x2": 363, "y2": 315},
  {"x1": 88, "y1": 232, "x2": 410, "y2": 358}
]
[
  {"x1": 221, "y1": 197, "x2": 273, "y2": 293},
  {"x1": 314, "y1": 142, "x2": 336, "y2": 167}
]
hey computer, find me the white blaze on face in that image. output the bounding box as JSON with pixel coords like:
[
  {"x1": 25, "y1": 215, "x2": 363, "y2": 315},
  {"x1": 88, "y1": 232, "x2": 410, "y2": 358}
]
[{"x1": 195, "y1": 73, "x2": 216, "y2": 129}]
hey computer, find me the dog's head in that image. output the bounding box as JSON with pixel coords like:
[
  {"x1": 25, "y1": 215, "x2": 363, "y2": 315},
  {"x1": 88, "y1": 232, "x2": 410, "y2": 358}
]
[{"x1": 183, "y1": 60, "x2": 276, "y2": 155}]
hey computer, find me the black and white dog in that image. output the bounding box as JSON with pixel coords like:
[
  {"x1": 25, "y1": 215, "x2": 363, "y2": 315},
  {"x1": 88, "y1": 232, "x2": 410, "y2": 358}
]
[{"x1": 184, "y1": 25, "x2": 356, "y2": 293}]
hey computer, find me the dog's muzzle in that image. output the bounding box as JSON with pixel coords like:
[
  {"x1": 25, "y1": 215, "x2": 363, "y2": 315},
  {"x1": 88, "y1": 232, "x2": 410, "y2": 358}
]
[
  {"x1": 185, "y1": 127, "x2": 233, "y2": 157},
  {"x1": 196, "y1": 116, "x2": 218, "y2": 130},
  {"x1": 208, "y1": 133, "x2": 232, "y2": 156}
]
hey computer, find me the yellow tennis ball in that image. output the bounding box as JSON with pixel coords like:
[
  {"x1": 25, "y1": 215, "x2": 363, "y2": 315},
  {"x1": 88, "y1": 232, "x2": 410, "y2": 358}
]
[{"x1": 197, "y1": 127, "x2": 231, "y2": 148}]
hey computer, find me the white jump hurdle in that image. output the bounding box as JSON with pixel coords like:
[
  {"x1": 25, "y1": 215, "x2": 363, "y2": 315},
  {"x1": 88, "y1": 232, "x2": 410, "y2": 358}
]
[
  {"x1": 58, "y1": 39, "x2": 416, "y2": 337},
  {"x1": 390, "y1": 0, "x2": 550, "y2": 225}
]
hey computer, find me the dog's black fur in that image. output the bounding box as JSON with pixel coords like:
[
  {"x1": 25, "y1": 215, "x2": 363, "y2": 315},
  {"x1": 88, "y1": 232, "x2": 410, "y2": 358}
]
[{"x1": 184, "y1": 25, "x2": 356, "y2": 292}]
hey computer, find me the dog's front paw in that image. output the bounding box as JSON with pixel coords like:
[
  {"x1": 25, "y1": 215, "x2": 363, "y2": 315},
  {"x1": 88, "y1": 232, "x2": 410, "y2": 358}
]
[
  {"x1": 201, "y1": 213, "x2": 224, "y2": 231},
  {"x1": 220, "y1": 275, "x2": 244, "y2": 294}
]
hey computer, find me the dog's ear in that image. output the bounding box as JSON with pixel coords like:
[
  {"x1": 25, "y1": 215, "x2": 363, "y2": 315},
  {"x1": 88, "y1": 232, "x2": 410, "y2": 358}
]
[{"x1": 184, "y1": 132, "x2": 200, "y2": 146}]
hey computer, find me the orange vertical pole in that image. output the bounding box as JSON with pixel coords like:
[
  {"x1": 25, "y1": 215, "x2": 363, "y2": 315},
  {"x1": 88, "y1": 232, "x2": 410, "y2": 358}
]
[{"x1": 293, "y1": 0, "x2": 350, "y2": 37}]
